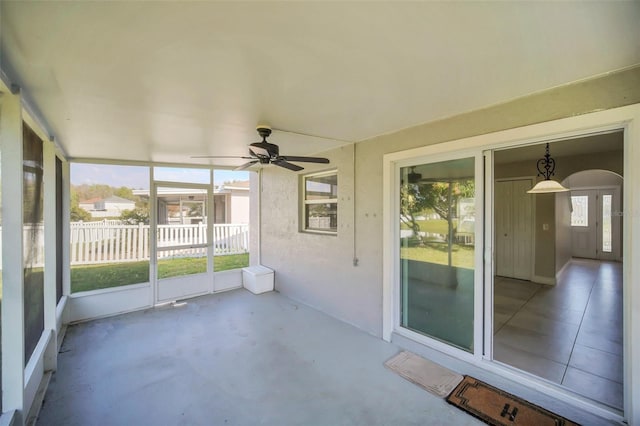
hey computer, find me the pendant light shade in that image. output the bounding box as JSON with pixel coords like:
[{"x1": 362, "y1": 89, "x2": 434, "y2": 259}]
[
  {"x1": 526, "y1": 143, "x2": 569, "y2": 194},
  {"x1": 527, "y1": 179, "x2": 570, "y2": 194}
]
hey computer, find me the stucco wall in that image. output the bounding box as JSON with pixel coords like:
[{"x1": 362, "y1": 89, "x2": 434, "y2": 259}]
[
  {"x1": 259, "y1": 145, "x2": 372, "y2": 330},
  {"x1": 259, "y1": 66, "x2": 640, "y2": 337}
]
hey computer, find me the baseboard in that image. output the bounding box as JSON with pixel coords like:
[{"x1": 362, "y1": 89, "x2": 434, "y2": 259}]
[
  {"x1": 532, "y1": 274, "x2": 556, "y2": 285},
  {"x1": 57, "y1": 324, "x2": 68, "y2": 352},
  {"x1": 25, "y1": 371, "x2": 52, "y2": 426},
  {"x1": 555, "y1": 260, "x2": 571, "y2": 281}
]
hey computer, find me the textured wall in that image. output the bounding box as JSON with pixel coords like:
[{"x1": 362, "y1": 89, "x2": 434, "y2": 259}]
[{"x1": 259, "y1": 66, "x2": 640, "y2": 337}]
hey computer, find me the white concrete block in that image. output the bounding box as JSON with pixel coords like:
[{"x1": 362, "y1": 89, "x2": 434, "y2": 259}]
[{"x1": 242, "y1": 265, "x2": 274, "y2": 294}]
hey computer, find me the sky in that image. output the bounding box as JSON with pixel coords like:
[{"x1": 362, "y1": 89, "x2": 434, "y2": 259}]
[{"x1": 70, "y1": 164, "x2": 250, "y2": 189}]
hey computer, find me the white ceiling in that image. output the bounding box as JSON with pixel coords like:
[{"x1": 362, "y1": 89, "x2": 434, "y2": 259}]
[{"x1": 1, "y1": 2, "x2": 639, "y2": 167}]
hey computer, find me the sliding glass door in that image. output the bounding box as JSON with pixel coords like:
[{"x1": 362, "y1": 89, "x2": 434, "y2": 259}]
[{"x1": 399, "y1": 157, "x2": 476, "y2": 352}]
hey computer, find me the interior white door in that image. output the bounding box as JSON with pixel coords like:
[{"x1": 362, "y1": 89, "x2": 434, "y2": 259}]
[
  {"x1": 511, "y1": 180, "x2": 533, "y2": 279},
  {"x1": 495, "y1": 181, "x2": 513, "y2": 277},
  {"x1": 495, "y1": 179, "x2": 533, "y2": 280}
]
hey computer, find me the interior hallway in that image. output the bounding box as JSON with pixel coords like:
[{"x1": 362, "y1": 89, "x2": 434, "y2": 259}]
[
  {"x1": 37, "y1": 289, "x2": 482, "y2": 426},
  {"x1": 493, "y1": 259, "x2": 623, "y2": 410}
]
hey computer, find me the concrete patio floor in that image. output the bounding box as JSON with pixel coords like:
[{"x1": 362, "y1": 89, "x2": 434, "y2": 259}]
[{"x1": 37, "y1": 289, "x2": 482, "y2": 426}]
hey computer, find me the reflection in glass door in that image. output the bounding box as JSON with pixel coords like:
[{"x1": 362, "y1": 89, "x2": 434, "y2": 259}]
[
  {"x1": 155, "y1": 184, "x2": 212, "y2": 302},
  {"x1": 399, "y1": 157, "x2": 476, "y2": 352}
]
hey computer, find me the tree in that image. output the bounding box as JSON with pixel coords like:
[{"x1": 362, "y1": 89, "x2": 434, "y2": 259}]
[
  {"x1": 114, "y1": 186, "x2": 136, "y2": 201},
  {"x1": 188, "y1": 203, "x2": 203, "y2": 217},
  {"x1": 400, "y1": 179, "x2": 474, "y2": 240},
  {"x1": 73, "y1": 184, "x2": 113, "y2": 201},
  {"x1": 70, "y1": 205, "x2": 92, "y2": 222},
  {"x1": 120, "y1": 208, "x2": 149, "y2": 225},
  {"x1": 70, "y1": 186, "x2": 80, "y2": 208},
  {"x1": 400, "y1": 184, "x2": 426, "y2": 240}
]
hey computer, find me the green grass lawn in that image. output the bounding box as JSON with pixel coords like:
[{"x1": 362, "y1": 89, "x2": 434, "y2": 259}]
[
  {"x1": 401, "y1": 243, "x2": 474, "y2": 269},
  {"x1": 400, "y1": 219, "x2": 456, "y2": 234},
  {"x1": 71, "y1": 253, "x2": 249, "y2": 293}
]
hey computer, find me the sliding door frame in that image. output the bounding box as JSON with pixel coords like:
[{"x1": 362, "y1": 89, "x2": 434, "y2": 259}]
[
  {"x1": 384, "y1": 148, "x2": 485, "y2": 363},
  {"x1": 382, "y1": 103, "x2": 640, "y2": 425}
]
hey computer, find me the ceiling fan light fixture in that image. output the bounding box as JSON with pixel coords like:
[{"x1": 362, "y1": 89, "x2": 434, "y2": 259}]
[{"x1": 526, "y1": 143, "x2": 570, "y2": 194}]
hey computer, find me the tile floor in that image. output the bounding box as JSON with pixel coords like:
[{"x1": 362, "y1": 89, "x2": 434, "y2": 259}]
[{"x1": 493, "y1": 259, "x2": 623, "y2": 410}]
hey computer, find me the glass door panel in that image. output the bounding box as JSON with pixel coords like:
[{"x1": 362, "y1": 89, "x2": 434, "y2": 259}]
[
  {"x1": 157, "y1": 247, "x2": 207, "y2": 279},
  {"x1": 212, "y1": 170, "x2": 250, "y2": 273},
  {"x1": 399, "y1": 157, "x2": 475, "y2": 352},
  {"x1": 155, "y1": 184, "x2": 211, "y2": 302},
  {"x1": 596, "y1": 188, "x2": 619, "y2": 261},
  {"x1": 601, "y1": 194, "x2": 612, "y2": 253}
]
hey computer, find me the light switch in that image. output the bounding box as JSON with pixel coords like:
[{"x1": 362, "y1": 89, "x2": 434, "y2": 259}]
[{"x1": 542, "y1": 223, "x2": 549, "y2": 231}]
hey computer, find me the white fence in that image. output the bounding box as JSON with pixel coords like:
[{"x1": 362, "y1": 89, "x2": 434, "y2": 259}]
[
  {"x1": 70, "y1": 222, "x2": 249, "y2": 265},
  {"x1": 3, "y1": 222, "x2": 249, "y2": 267}
]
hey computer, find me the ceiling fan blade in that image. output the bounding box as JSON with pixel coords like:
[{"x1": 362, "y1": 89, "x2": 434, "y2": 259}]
[
  {"x1": 272, "y1": 159, "x2": 304, "y2": 172},
  {"x1": 190, "y1": 155, "x2": 253, "y2": 159},
  {"x1": 234, "y1": 160, "x2": 259, "y2": 171},
  {"x1": 279, "y1": 155, "x2": 329, "y2": 164}
]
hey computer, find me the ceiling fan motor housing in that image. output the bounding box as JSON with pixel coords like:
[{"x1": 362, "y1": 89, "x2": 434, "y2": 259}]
[
  {"x1": 256, "y1": 125, "x2": 272, "y2": 139},
  {"x1": 251, "y1": 125, "x2": 279, "y2": 158}
]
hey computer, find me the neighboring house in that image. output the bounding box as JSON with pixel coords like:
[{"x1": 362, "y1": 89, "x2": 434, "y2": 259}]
[
  {"x1": 132, "y1": 181, "x2": 249, "y2": 224},
  {"x1": 216, "y1": 181, "x2": 250, "y2": 224},
  {"x1": 78, "y1": 195, "x2": 136, "y2": 218},
  {"x1": 78, "y1": 197, "x2": 101, "y2": 212}
]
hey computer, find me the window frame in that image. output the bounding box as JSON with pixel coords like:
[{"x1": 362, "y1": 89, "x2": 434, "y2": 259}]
[{"x1": 301, "y1": 169, "x2": 338, "y2": 235}]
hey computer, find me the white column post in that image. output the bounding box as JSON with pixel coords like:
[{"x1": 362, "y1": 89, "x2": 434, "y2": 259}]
[
  {"x1": 149, "y1": 169, "x2": 157, "y2": 305},
  {"x1": 1, "y1": 89, "x2": 26, "y2": 423},
  {"x1": 43, "y1": 139, "x2": 58, "y2": 371},
  {"x1": 207, "y1": 180, "x2": 214, "y2": 290},
  {"x1": 61, "y1": 161, "x2": 71, "y2": 297},
  {"x1": 249, "y1": 170, "x2": 261, "y2": 266}
]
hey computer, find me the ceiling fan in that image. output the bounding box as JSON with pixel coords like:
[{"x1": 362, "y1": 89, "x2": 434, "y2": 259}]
[
  {"x1": 192, "y1": 125, "x2": 330, "y2": 172},
  {"x1": 400, "y1": 166, "x2": 422, "y2": 185}
]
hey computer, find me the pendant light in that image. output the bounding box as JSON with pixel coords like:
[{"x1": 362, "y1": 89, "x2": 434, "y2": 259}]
[{"x1": 527, "y1": 143, "x2": 570, "y2": 194}]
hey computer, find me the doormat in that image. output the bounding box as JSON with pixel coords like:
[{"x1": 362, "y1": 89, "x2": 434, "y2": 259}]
[
  {"x1": 446, "y1": 376, "x2": 579, "y2": 426},
  {"x1": 384, "y1": 351, "x2": 463, "y2": 397}
]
